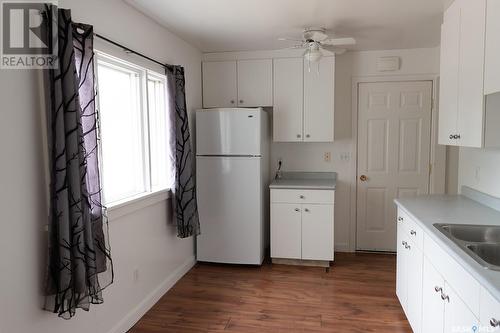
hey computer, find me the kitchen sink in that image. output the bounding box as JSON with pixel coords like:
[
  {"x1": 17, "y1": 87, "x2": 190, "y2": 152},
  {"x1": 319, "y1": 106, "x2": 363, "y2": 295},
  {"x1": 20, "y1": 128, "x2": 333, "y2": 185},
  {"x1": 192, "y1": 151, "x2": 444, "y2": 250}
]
[
  {"x1": 466, "y1": 243, "x2": 500, "y2": 268},
  {"x1": 434, "y1": 223, "x2": 500, "y2": 271},
  {"x1": 437, "y1": 224, "x2": 500, "y2": 243}
]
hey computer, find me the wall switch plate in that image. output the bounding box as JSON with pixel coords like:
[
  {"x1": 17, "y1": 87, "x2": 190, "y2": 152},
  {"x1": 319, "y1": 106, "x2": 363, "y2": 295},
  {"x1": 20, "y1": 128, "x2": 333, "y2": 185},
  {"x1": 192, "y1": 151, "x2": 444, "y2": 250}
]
[{"x1": 324, "y1": 152, "x2": 332, "y2": 162}]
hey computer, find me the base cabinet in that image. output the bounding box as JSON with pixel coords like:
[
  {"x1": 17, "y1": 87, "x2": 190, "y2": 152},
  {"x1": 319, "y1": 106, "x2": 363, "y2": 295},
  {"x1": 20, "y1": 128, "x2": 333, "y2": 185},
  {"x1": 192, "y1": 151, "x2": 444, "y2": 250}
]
[
  {"x1": 271, "y1": 189, "x2": 334, "y2": 262},
  {"x1": 397, "y1": 207, "x2": 488, "y2": 333}
]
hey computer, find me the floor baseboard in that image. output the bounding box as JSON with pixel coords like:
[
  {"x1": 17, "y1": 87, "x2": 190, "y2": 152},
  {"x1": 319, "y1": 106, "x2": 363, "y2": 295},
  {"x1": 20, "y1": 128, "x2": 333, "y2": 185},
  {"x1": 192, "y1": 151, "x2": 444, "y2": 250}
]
[{"x1": 107, "y1": 255, "x2": 196, "y2": 333}]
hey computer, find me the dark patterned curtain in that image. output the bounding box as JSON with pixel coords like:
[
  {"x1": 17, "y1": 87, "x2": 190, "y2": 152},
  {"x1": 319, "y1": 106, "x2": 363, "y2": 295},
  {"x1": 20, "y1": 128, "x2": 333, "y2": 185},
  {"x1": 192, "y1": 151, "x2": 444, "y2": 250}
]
[
  {"x1": 165, "y1": 65, "x2": 200, "y2": 238},
  {"x1": 43, "y1": 7, "x2": 113, "y2": 319}
]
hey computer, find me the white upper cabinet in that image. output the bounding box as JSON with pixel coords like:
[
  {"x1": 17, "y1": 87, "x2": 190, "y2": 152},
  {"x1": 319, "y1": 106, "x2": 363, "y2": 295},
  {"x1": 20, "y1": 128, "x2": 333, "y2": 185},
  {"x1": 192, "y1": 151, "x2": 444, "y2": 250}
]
[
  {"x1": 273, "y1": 58, "x2": 304, "y2": 142},
  {"x1": 202, "y1": 60, "x2": 272, "y2": 108},
  {"x1": 202, "y1": 61, "x2": 238, "y2": 108},
  {"x1": 438, "y1": 0, "x2": 487, "y2": 147},
  {"x1": 304, "y1": 57, "x2": 335, "y2": 142},
  {"x1": 438, "y1": 0, "x2": 460, "y2": 146},
  {"x1": 485, "y1": 0, "x2": 500, "y2": 95},
  {"x1": 237, "y1": 59, "x2": 273, "y2": 107},
  {"x1": 273, "y1": 56, "x2": 335, "y2": 142}
]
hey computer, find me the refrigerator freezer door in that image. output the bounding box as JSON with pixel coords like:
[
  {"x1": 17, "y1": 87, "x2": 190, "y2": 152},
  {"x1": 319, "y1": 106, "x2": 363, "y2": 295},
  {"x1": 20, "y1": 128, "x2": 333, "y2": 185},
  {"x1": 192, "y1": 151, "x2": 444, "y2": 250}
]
[
  {"x1": 196, "y1": 108, "x2": 262, "y2": 156},
  {"x1": 196, "y1": 156, "x2": 263, "y2": 264}
]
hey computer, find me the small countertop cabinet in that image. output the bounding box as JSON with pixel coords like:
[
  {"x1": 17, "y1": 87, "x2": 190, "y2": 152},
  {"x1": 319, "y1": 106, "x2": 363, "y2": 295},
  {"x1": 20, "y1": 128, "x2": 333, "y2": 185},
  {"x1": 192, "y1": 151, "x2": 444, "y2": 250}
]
[
  {"x1": 439, "y1": 0, "x2": 500, "y2": 147},
  {"x1": 270, "y1": 172, "x2": 335, "y2": 266}
]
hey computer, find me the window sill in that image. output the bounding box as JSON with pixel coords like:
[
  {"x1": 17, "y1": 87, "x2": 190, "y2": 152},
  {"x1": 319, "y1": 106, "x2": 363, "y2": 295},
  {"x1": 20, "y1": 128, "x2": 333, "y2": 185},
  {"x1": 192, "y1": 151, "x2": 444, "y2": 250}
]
[{"x1": 106, "y1": 189, "x2": 171, "y2": 221}]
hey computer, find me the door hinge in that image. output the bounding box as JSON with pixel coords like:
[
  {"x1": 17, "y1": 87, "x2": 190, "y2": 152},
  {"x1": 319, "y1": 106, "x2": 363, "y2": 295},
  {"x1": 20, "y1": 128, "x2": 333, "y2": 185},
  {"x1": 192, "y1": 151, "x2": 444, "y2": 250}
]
[{"x1": 429, "y1": 163, "x2": 432, "y2": 174}]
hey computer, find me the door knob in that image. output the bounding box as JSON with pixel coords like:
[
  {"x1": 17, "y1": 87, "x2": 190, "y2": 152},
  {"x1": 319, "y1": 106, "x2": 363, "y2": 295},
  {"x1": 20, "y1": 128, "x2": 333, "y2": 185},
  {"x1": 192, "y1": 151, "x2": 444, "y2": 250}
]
[{"x1": 359, "y1": 175, "x2": 368, "y2": 182}]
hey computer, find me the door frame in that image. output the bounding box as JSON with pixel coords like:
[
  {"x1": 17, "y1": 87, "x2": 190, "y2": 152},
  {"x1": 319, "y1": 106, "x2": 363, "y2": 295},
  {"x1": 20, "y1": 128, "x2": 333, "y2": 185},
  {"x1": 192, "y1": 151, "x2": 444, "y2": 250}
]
[{"x1": 350, "y1": 74, "x2": 444, "y2": 252}]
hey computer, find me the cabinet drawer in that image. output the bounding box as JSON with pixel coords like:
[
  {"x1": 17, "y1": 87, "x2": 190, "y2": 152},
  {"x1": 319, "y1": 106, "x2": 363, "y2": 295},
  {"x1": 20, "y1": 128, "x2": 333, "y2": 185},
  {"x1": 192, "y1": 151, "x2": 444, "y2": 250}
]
[
  {"x1": 398, "y1": 209, "x2": 423, "y2": 250},
  {"x1": 480, "y1": 286, "x2": 500, "y2": 332},
  {"x1": 271, "y1": 189, "x2": 334, "y2": 204},
  {"x1": 424, "y1": 234, "x2": 480, "y2": 316}
]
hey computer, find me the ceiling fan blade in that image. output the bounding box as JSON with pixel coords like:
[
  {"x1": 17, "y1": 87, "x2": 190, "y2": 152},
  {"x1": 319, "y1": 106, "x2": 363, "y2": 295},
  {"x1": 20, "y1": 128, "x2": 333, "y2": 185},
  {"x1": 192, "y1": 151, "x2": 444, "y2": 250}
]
[
  {"x1": 321, "y1": 45, "x2": 347, "y2": 54},
  {"x1": 278, "y1": 37, "x2": 304, "y2": 42},
  {"x1": 321, "y1": 37, "x2": 356, "y2": 46}
]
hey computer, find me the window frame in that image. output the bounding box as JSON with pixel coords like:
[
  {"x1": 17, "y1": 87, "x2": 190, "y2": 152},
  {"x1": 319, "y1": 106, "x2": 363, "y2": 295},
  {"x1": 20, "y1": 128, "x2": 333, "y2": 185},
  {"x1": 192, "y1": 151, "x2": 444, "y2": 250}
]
[{"x1": 94, "y1": 51, "x2": 171, "y2": 211}]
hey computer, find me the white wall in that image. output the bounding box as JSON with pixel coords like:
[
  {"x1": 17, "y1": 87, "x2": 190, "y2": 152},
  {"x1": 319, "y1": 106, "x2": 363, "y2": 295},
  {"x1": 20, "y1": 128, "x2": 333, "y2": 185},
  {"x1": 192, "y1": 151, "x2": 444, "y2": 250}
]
[
  {"x1": 458, "y1": 148, "x2": 500, "y2": 197},
  {"x1": 204, "y1": 47, "x2": 441, "y2": 251},
  {"x1": 0, "y1": 1, "x2": 202, "y2": 333}
]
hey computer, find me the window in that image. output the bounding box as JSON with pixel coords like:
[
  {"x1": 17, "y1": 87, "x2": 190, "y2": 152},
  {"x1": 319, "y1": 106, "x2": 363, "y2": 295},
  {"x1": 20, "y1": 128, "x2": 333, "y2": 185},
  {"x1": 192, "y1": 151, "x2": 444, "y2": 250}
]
[{"x1": 96, "y1": 53, "x2": 171, "y2": 205}]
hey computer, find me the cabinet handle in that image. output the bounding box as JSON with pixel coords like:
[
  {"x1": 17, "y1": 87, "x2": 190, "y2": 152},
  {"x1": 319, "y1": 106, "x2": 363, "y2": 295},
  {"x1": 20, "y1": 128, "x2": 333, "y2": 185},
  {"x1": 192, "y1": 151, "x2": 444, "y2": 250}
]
[
  {"x1": 398, "y1": 217, "x2": 403, "y2": 222},
  {"x1": 306, "y1": 134, "x2": 310, "y2": 138},
  {"x1": 402, "y1": 241, "x2": 407, "y2": 246},
  {"x1": 449, "y1": 134, "x2": 454, "y2": 140},
  {"x1": 405, "y1": 244, "x2": 411, "y2": 250},
  {"x1": 294, "y1": 208, "x2": 300, "y2": 212},
  {"x1": 434, "y1": 286, "x2": 442, "y2": 293},
  {"x1": 456, "y1": 134, "x2": 461, "y2": 139},
  {"x1": 297, "y1": 134, "x2": 301, "y2": 138},
  {"x1": 441, "y1": 293, "x2": 449, "y2": 302},
  {"x1": 490, "y1": 318, "x2": 500, "y2": 327},
  {"x1": 410, "y1": 230, "x2": 417, "y2": 236},
  {"x1": 304, "y1": 208, "x2": 310, "y2": 212},
  {"x1": 230, "y1": 100, "x2": 235, "y2": 104},
  {"x1": 299, "y1": 195, "x2": 305, "y2": 199},
  {"x1": 239, "y1": 100, "x2": 244, "y2": 104}
]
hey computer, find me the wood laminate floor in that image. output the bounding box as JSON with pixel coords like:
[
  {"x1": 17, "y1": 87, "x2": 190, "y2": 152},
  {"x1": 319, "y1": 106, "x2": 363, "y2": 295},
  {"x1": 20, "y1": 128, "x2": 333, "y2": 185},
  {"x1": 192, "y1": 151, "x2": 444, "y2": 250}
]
[{"x1": 130, "y1": 252, "x2": 411, "y2": 333}]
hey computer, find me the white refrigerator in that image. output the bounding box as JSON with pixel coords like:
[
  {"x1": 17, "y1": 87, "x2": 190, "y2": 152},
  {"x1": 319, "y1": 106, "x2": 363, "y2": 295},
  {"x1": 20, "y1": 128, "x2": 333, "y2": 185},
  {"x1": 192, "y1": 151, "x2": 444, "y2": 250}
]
[{"x1": 196, "y1": 108, "x2": 269, "y2": 265}]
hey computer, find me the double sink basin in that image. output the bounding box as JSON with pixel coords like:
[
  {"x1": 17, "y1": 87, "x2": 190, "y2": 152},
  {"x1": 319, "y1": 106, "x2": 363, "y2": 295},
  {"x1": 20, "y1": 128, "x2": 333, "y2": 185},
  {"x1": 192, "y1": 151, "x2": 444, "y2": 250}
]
[{"x1": 434, "y1": 224, "x2": 500, "y2": 271}]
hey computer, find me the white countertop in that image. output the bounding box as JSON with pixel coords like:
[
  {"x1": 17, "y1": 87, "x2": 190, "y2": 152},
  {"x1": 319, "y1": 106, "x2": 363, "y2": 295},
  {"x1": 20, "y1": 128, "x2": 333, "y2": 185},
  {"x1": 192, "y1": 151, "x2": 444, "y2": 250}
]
[
  {"x1": 269, "y1": 172, "x2": 336, "y2": 190},
  {"x1": 395, "y1": 193, "x2": 500, "y2": 302}
]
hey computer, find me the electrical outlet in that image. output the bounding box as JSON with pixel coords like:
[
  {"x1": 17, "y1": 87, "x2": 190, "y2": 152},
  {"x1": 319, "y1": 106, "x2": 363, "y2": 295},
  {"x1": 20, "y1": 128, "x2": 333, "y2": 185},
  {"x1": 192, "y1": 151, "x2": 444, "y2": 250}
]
[
  {"x1": 475, "y1": 166, "x2": 481, "y2": 182},
  {"x1": 324, "y1": 152, "x2": 331, "y2": 162},
  {"x1": 133, "y1": 268, "x2": 139, "y2": 283}
]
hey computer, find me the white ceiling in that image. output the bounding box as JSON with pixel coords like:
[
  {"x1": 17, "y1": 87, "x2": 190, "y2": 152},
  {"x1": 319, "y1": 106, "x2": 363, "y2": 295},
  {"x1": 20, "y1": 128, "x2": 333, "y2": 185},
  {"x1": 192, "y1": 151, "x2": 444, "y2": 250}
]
[{"x1": 125, "y1": 0, "x2": 448, "y2": 53}]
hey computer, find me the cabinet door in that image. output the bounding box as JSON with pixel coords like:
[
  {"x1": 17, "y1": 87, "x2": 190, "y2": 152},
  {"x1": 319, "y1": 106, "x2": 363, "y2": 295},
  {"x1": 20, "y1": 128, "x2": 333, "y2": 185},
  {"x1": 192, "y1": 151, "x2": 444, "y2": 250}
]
[
  {"x1": 421, "y1": 257, "x2": 445, "y2": 333},
  {"x1": 237, "y1": 59, "x2": 273, "y2": 107},
  {"x1": 303, "y1": 56, "x2": 334, "y2": 142},
  {"x1": 406, "y1": 243, "x2": 423, "y2": 333},
  {"x1": 396, "y1": 225, "x2": 408, "y2": 311},
  {"x1": 438, "y1": 0, "x2": 460, "y2": 145},
  {"x1": 202, "y1": 61, "x2": 237, "y2": 108},
  {"x1": 273, "y1": 58, "x2": 304, "y2": 142},
  {"x1": 484, "y1": 0, "x2": 500, "y2": 95},
  {"x1": 443, "y1": 283, "x2": 479, "y2": 333},
  {"x1": 480, "y1": 286, "x2": 500, "y2": 332},
  {"x1": 271, "y1": 203, "x2": 302, "y2": 259},
  {"x1": 456, "y1": 0, "x2": 487, "y2": 148},
  {"x1": 301, "y1": 204, "x2": 334, "y2": 261}
]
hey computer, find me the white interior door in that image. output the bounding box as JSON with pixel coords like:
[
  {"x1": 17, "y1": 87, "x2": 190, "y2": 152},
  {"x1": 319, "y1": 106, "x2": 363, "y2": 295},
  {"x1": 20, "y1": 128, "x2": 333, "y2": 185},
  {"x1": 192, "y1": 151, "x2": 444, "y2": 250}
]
[{"x1": 356, "y1": 81, "x2": 432, "y2": 251}]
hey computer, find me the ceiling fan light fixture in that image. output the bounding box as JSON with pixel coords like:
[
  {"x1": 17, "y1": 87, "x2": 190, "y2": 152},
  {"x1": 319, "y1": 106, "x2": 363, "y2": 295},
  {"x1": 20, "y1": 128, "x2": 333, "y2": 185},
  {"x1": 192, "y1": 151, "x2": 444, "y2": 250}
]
[{"x1": 304, "y1": 46, "x2": 322, "y2": 63}]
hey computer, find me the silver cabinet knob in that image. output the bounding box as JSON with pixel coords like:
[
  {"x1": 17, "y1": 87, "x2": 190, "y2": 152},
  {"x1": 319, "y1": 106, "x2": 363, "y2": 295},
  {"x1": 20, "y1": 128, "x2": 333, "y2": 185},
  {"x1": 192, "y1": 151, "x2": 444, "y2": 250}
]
[
  {"x1": 299, "y1": 195, "x2": 305, "y2": 199},
  {"x1": 239, "y1": 100, "x2": 244, "y2": 104},
  {"x1": 490, "y1": 318, "x2": 500, "y2": 327},
  {"x1": 410, "y1": 230, "x2": 417, "y2": 236},
  {"x1": 294, "y1": 208, "x2": 300, "y2": 212},
  {"x1": 402, "y1": 241, "x2": 407, "y2": 246},
  {"x1": 434, "y1": 286, "x2": 442, "y2": 293},
  {"x1": 449, "y1": 134, "x2": 454, "y2": 140},
  {"x1": 304, "y1": 208, "x2": 310, "y2": 212},
  {"x1": 297, "y1": 134, "x2": 301, "y2": 138},
  {"x1": 230, "y1": 100, "x2": 235, "y2": 104},
  {"x1": 398, "y1": 217, "x2": 403, "y2": 222},
  {"x1": 441, "y1": 293, "x2": 449, "y2": 302},
  {"x1": 456, "y1": 134, "x2": 461, "y2": 139},
  {"x1": 306, "y1": 134, "x2": 310, "y2": 138}
]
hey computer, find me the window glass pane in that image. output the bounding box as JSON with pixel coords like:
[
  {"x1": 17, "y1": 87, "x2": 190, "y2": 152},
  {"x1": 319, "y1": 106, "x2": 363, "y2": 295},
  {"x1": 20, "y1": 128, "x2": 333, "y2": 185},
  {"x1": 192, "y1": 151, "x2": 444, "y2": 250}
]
[
  {"x1": 148, "y1": 75, "x2": 171, "y2": 190},
  {"x1": 97, "y1": 61, "x2": 146, "y2": 203}
]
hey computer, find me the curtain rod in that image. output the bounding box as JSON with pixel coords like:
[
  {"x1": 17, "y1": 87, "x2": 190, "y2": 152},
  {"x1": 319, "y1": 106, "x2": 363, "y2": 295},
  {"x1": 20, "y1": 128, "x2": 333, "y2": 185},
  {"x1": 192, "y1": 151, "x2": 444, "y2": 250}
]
[{"x1": 94, "y1": 33, "x2": 169, "y2": 69}]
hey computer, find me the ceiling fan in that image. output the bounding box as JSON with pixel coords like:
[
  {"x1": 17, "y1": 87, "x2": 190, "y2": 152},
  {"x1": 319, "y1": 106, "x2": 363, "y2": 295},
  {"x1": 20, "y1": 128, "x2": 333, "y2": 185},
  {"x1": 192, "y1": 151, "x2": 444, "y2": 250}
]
[{"x1": 279, "y1": 28, "x2": 356, "y2": 63}]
